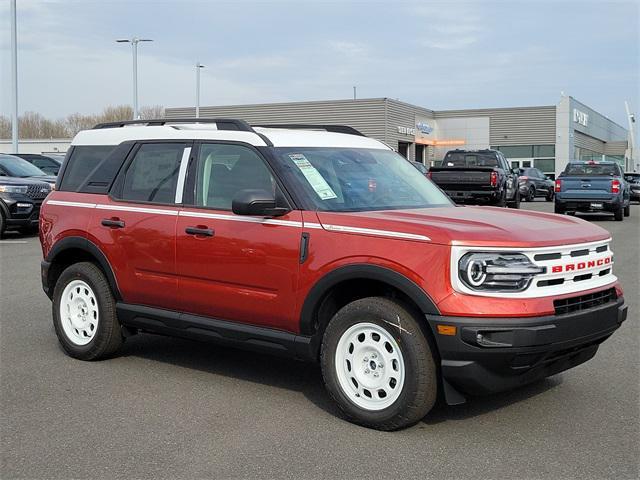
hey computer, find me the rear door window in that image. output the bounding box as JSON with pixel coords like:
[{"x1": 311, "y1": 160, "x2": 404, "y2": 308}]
[{"x1": 120, "y1": 143, "x2": 186, "y2": 204}]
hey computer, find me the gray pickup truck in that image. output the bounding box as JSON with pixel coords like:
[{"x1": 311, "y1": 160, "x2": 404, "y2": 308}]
[
  {"x1": 428, "y1": 149, "x2": 520, "y2": 208},
  {"x1": 554, "y1": 161, "x2": 631, "y2": 221}
]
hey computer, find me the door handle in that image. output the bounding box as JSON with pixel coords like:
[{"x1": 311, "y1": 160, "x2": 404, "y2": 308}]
[
  {"x1": 185, "y1": 226, "x2": 214, "y2": 237},
  {"x1": 101, "y1": 218, "x2": 125, "y2": 228}
]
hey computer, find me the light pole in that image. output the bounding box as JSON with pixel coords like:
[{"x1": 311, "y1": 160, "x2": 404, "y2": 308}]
[
  {"x1": 10, "y1": 0, "x2": 18, "y2": 153},
  {"x1": 196, "y1": 63, "x2": 205, "y2": 118},
  {"x1": 116, "y1": 37, "x2": 153, "y2": 119}
]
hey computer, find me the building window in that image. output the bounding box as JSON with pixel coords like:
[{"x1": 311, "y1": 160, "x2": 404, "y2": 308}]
[
  {"x1": 534, "y1": 158, "x2": 555, "y2": 172},
  {"x1": 496, "y1": 145, "x2": 533, "y2": 158},
  {"x1": 522, "y1": 160, "x2": 531, "y2": 168},
  {"x1": 533, "y1": 145, "x2": 555, "y2": 157}
]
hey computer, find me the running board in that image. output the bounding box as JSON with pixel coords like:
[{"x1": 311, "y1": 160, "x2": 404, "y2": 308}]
[{"x1": 116, "y1": 303, "x2": 314, "y2": 361}]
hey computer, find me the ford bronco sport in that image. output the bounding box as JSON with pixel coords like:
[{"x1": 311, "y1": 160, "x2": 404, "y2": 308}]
[{"x1": 40, "y1": 119, "x2": 628, "y2": 430}]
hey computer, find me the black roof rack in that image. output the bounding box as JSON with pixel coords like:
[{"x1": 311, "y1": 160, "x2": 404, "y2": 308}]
[
  {"x1": 92, "y1": 118, "x2": 254, "y2": 132},
  {"x1": 253, "y1": 124, "x2": 366, "y2": 137}
]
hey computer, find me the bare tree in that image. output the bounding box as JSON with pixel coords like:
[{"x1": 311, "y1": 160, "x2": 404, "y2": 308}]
[
  {"x1": 0, "y1": 105, "x2": 165, "y2": 139},
  {"x1": 139, "y1": 105, "x2": 165, "y2": 120}
]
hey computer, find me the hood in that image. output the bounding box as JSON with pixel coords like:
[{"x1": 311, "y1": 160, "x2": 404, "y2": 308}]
[
  {"x1": 25, "y1": 174, "x2": 56, "y2": 184},
  {"x1": 0, "y1": 176, "x2": 53, "y2": 186},
  {"x1": 315, "y1": 206, "x2": 610, "y2": 248}
]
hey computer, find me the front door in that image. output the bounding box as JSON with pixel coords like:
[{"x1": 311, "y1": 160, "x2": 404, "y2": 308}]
[{"x1": 176, "y1": 142, "x2": 302, "y2": 331}]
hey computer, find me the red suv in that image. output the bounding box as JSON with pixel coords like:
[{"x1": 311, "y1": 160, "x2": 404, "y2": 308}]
[{"x1": 40, "y1": 119, "x2": 628, "y2": 430}]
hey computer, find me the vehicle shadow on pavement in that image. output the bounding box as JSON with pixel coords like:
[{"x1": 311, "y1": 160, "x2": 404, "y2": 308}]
[
  {"x1": 422, "y1": 376, "x2": 563, "y2": 425},
  {"x1": 118, "y1": 333, "x2": 564, "y2": 424}
]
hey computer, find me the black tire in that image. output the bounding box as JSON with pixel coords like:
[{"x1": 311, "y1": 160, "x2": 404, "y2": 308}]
[
  {"x1": 623, "y1": 204, "x2": 630, "y2": 217},
  {"x1": 508, "y1": 189, "x2": 520, "y2": 209},
  {"x1": 546, "y1": 191, "x2": 554, "y2": 202},
  {"x1": 554, "y1": 203, "x2": 565, "y2": 215},
  {"x1": 320, "y1": 297, "x2": 437, "y2": 431},
  {"x1": 495, "y1": 191, "x2": 507, "y2": 208},
  {"x1": 526, "y1": 186, "x2": 536, "y2": 202},
  {"x1": 614, "y1": 206, "x2": 623, "y2": 221},
  {"x1": 52, "y1": 262, "x2": 123, "y2": 360},
  {"x1": 0, "y1": 210, "x2": 5, "y2": 239}
]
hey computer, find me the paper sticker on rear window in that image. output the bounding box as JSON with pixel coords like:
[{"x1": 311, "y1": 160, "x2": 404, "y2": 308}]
[{"x1": 288, "y1": 154, "x2": 338, "y2": 200}]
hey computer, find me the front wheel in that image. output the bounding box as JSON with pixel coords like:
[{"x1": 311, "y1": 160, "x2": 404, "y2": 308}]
[
  {"x1": 52, "y1": 262, "x2": 123, "y2": 360},
  {"x1": 320, "y1": 297, "x2": 437, "y2": 431}
]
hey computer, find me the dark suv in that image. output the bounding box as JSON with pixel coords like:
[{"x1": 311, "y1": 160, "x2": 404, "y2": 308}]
[
  {"x1": 0, "y1": 176, "x2": 52, "y2": 237},
  {"x1": 518, "y1": 167, "x2": 554, "y2": 202},
  {"x1": 11, "y1": 153, "x2": 63, "y2": 176}
]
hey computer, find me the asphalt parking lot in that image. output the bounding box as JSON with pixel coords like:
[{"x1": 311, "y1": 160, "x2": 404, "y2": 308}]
[{"x1": 1, "y1": 200, "x2": 638, "y2": 480}]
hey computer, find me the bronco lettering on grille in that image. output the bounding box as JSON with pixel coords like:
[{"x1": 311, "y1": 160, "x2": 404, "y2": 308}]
[{"x1": 551, "y1": 256, "x2": 611, "y2": 273}]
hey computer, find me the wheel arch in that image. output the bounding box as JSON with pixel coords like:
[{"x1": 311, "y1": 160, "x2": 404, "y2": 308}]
[
  {"x1": 44, "y1": 237, "x2": 122, "y2": 300},
  {"x1": 300, "y1": 264, "x2": 441, "y2": 358}
]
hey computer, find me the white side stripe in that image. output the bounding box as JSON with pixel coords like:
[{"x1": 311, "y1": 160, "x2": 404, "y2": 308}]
[
  {"x1": 46, "y1": 200, "x2": 97, "y2": 208},
  {"x1": 45, "y1": 201, "x2": 430, "y2": 241},
  {"x1": 321, "y1": 223, "x2": 431, "y2": 241},
  {"x1": 95, "y1": 204, "x2": 178, "y2": 216}
]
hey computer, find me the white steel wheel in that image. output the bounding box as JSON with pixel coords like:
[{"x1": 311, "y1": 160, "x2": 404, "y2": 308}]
[
  {"x1": 334, "y1": 322, "x2": 406, "y2": 411},
  {"x1": 59, "y1": 279, "x2": 99, "y2": 346}
]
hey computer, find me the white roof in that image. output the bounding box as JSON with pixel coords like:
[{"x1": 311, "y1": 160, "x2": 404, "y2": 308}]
[{"x1": 71, "y1": 124, "x2": 390, "y2": 150}]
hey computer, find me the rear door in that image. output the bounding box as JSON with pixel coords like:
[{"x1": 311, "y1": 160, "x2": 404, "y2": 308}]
[
  {"x1": 175, "y1": 142, "x2": 302, "y2": 331},
  {"x1": 88, "y1": 141, "x2": 191, "y2": 309}
]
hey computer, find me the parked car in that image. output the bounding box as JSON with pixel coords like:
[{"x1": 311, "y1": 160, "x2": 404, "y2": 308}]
[
  {"x1": 555, "y1": 161, "x2": 631, "y2": 221},
  {"x1": 0, "y1": 176, "x2": 52, "y2": 237},
  {"x1": 428, "y1": 149, "x2": 519, "y2": 208},
  {"x1": 0, "y1": 154, "x2": 57, "y2": 188},
  {"x1": 410, "y1": 160, "x2": 428, "y2": 176},
  {"x1": 40, "y1": 119, "x2": 627, "y2": 430},
  {"x1": 624, "y1": 172, "x2": 640, "y2": 202},
  {"x1": 518, "y1": 167, "x2": 554, "y2": 201},
  {"x1": 11, "y1": 153, "x2": 63, "y2": 176}
]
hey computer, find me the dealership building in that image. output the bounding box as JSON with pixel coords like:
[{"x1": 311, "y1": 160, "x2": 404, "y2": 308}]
[{"x1": 166, "y1": 95, "x2": 631, "y2": 178}]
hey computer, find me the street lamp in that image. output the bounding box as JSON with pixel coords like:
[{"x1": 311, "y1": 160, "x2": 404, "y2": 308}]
[
  {"x1": 116, "y1": 37, "x2": 153, "y2": 120},
  {"x1": 196, "y1": 63, "x2": 205, "y2": 118},
  {"x1": 10, "y1": 0, "x2": 18, "y2": 153}
]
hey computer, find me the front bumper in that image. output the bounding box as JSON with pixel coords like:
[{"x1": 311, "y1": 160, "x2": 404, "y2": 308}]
[
  {"x1": 426, "y1": 296, "x2": 627, "y2": 403},
  {"x1": 0, "y1": 195, "x2": 42, "y2": 230}
]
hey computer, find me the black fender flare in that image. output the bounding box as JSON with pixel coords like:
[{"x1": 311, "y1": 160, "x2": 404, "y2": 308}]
[
  {"x1": 299, "y1": 264, "x2": 440, "y2": 336},
  {"x1": 44, "y1": 236, "x2": 122, "y2": 300}
]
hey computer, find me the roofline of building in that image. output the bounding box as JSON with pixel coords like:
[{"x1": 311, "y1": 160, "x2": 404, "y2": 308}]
[{"x1": 568, "y1": 96, "x2": 628, "y2": 131}]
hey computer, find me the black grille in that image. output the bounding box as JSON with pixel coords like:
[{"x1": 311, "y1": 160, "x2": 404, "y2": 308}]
[
  {"x1": 25, "y1": 184, "x2": 50, "y2": 199},
  {"x1": 554, "y1": 288, "x2": 617, "y2": 315}
]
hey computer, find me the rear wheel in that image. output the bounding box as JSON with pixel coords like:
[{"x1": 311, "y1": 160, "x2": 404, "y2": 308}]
[
  {"x1": 623, "y1": 204, "x2": 630, "y2": 217},
  {"x1": 554, "y1": 203, "x2": 565, "y2": 215},
  {"x1": 495, "y1": 191, "x2": 507, "y2": 208},
  {"x1": 0, "y1": 211, "x2": 5, "y2": 239},
  {"x1": 320, "y1": 297, "x2": 437, "y2": 431},
  {"x1": 614, "y1": 206, "x2": 624, "y2": 221},
  {"x1": 52, "y1": 262, "x2": 123, "y2": 360},
  {"x1": 526, "y1": 186, "x2": 536, "y2": 202},
  {"x1": 546, "y1": 190, "x2": 554, "y2": 202}
]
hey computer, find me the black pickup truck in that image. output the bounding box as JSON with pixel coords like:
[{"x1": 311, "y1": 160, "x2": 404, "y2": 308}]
[{"x1": 428, "y1": 149, "x2": 520, "y2": 208}]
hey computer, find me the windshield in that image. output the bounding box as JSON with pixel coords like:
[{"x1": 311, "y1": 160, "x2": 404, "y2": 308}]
[
  {"x1": 563, "y1": 163, "x2": 618, "y2": 176},
  {"x1": 441, "y1": 152, "x2": 498, "y2": 167},
  {"x1": 272, "y1": 147, "x2": 452, "y2": 212},
  {"x1": 0, "y1": 156, "x2": 47, "y2": 177}
]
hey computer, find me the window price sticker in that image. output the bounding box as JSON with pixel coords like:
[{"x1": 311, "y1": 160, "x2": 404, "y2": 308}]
[{"x1": 289, "y1": 153, "x2": 338, "y2": 200}]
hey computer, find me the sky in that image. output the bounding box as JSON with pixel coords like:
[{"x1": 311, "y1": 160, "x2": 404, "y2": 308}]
[{"x1": 0, "y1": 0, "x2": 638, "y2": 127}]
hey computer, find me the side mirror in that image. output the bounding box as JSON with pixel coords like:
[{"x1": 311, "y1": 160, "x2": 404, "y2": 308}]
[{"x1": 232, "y1": 189, "x2": 290, "y2": 217}]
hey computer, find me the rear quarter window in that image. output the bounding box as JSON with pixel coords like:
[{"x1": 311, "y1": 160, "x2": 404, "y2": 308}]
[{"x1": 59, "y1": 145, "x2": 123, "y2": 193}]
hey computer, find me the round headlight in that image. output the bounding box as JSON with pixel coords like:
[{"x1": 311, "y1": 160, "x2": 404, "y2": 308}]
[{"x1": 465, "y1": 258, "x2": 487, "y2": 286}]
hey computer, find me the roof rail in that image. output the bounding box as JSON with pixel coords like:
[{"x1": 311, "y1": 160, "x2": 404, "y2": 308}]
[
  {"x1": 92, "y1": 118, "x2": 254, "y2": 132},
  {"x1": 253, "y1": 124, "x2": 366, "y2": 137}
]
